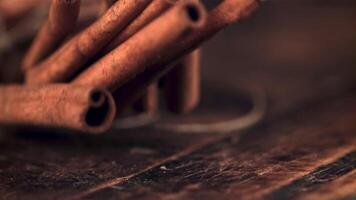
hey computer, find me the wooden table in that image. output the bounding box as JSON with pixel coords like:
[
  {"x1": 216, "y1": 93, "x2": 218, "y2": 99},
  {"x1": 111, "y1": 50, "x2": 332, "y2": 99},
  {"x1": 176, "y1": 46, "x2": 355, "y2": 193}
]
[{"x1": 0, "y1": 1, "x2": 355, "y2": 199}]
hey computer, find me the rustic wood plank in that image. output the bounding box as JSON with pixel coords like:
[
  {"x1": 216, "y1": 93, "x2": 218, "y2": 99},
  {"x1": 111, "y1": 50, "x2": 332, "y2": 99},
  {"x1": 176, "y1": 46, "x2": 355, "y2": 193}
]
[
  {"x1": 301, "y1": 170, "x2": 356, "y2": 200},
  {"x1": 0, "y1": 1, "x2": 355, "y2": 199},
  {"x1": 0, "y1": 128, "x2": 218, "y2": 199},
  {"x1": 266, "y1": 152, "x2": 356, "y2": 200},
  {"x1": 80, "y1": 94, "x2": 356, "y2": 200}
]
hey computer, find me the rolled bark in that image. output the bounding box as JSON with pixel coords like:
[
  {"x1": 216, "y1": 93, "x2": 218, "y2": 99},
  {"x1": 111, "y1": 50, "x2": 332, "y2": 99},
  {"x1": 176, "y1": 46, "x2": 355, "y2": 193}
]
[
  {"x1": 164, "y1": 48, "x2": 201, "y2": 113},
  {"x1": 25, "y1": 0, "x2": 152, "y2": 84},
  {"x1": 112, "y1": 0, "x2": 258, "y2": 111},
  {"x1": 133, "y1": 83, "x2": 159, "y2": 113},
  {"x1": 113, "y1": 0, "x2": 179, "y2": 114},
  {"x1": 22, "y1": 0, "x2": 81, "y2": 71},
  {"x1": 0, "y1": 84, "x2": 116, "y2": 133},
  {"x1": 73, "y1": 0, "x2": 206, "y2": 91},
  {"x1": 103, "y1": 0, "x2": 180, "y2": 114},
  {"x1": 103, "y1": 0, "x2": 179, "y2": 54}
]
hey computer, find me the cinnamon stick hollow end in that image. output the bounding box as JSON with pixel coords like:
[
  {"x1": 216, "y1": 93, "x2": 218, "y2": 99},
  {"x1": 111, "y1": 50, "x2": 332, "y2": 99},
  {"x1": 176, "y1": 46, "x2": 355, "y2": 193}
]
[
  {"x1": 82, "y1": 87, "x2": 116, "y2": 133},
  {"x1": 0, "y1": 85, "x2": 116, "y2": 134},
  {"x1": 112, "y1": 0, "x2": 258, "y2": 111},
  {"x1": 73, "y1": 0, "x2": 207, "y2": 92},
  {"x1": 180, "y1": 0, "x2": 206, "y2": 28}
]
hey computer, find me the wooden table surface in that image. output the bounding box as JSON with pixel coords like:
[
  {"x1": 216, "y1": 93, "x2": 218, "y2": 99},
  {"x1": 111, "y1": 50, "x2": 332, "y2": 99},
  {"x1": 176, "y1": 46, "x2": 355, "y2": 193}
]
[{"x1": 0, "y1": 1, "x2": 355, "y2": 199}]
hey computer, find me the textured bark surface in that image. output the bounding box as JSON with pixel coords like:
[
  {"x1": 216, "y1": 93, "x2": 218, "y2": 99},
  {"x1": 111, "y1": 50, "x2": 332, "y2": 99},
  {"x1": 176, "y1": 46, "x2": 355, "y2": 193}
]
[
  {"x1": 0, "y1": 0, "x2": 355, "y2": 199},
  {"x1": 0, "y1": 84, "x2": 116, "y2": 133},
  {"x1": 22, "y1": 0, "x2": 81, "y2": 71},
  {"x1": 25, "y1": 0, "x2": 152, "y2": 84}
]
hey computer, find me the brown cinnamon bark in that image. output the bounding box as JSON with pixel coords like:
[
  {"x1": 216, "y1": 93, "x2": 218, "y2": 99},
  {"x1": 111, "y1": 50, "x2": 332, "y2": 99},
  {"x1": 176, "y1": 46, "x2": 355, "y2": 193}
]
[
  {"x1": 22, "y1": 0, "x2": 81, "y2": 71},
  {"x1": 103, "y1": 0, "x2": 179, "y2": 54},
  {"x1": 121, "y1": 0, "x2": 180, "y2": 114},
  {"x1": 164, "y1": 48, "x2": 201, "y2": 113},
  {"x1": 0, "y1": 84, "x2": 116, "y2": 133},
  {"x1": 25, "y1": 0, "x2": 152, "y2": 84},
  {"x1": 112, "y1": 0, "x2": 258, "y2": 111},
  {"x1": 133, "y1": 83, "x2": 159, "y2": 113},
  {"x1": 105, "y1": 0, "x2": 180, "y2": 113},
  {"x1": 73, "y1": 0, "x2": 206, "y2": 91}
]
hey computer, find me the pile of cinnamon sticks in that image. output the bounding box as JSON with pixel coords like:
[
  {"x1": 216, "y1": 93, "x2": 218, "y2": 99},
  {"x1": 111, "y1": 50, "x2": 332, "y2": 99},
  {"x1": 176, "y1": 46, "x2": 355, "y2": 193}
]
[{"x1": 0, "y1": 0, "x2": 258, "y2": 134}]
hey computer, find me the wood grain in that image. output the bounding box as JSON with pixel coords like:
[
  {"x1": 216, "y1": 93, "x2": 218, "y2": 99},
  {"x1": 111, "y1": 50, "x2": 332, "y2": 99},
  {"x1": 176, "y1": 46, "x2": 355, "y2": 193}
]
[
  {"x1": 0, "y1": 0, "x2": 355, "y2": 199},
  {"x1": 302, "y1": 170, "x2": 356, "y2": 200},
  {"x1": 81, "y1": 95, "x2": 356, "y2": 200},
  {"x1": 267, "y1": 152, "x2": 356, "y2": 200}
]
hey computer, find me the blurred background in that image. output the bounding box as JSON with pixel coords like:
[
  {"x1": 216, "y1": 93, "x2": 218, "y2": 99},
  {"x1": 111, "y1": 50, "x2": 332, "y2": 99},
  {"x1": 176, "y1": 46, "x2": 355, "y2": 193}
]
[
  {"x1": 201, "y1": 0, "x2": 356, "y2": 116},
  {"x1": 0, "y1": 0, "x2": 355, "y2": 199}
]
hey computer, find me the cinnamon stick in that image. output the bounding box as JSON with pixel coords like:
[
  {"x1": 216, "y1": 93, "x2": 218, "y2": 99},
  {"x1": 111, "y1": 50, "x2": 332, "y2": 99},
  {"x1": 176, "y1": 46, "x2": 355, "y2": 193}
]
[
  {"x1": 72, "y1": 0, "x2": 206, "y2": 91},
  {"x1": 108, "y1": 0, "x2": 179, "y2": 114},
  {"x1": 164, "y1": 48, "x2": 201, "y2": 113},
  {"x1": 103, "y1": 0, "x2": 179, "y2": 54},
  {"x1": 112, "y1": 0, "x2": 258, "y2": 111},
  {"x1": 25, "y1": 0, "x2": 152, "y2": 84},
  {"x1": 0, "y1": 84, "x2": 116, "y2": 133},
  {"x1": 133, "y1": 83, "x2": 159, "y2": 113},
  {"x1": 22, "y1": 0, "x2": 81, "y2": 71},
  {"x1": 104, "y1": 0, "x2": 180, "y2": 113}
]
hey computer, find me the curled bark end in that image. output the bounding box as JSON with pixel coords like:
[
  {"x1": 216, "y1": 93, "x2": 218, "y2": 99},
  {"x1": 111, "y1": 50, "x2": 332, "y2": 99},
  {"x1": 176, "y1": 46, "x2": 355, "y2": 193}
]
[{"x1": 84, "y1": 88, "x2": 116, "y2": 133}]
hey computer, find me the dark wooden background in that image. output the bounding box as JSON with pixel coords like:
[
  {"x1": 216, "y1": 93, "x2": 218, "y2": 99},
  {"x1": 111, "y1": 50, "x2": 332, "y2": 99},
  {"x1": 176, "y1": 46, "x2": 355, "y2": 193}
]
[{"x1": 0, "y1": 0, "x2": 355, "y2": 199}]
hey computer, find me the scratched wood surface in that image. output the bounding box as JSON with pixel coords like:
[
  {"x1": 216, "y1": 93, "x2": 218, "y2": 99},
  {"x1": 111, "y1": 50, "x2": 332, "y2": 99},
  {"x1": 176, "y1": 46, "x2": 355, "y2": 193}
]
[{"x1": 0, "y1": 1, "x2": 355, "y2": 199}]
